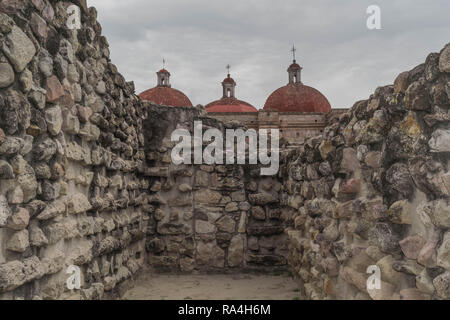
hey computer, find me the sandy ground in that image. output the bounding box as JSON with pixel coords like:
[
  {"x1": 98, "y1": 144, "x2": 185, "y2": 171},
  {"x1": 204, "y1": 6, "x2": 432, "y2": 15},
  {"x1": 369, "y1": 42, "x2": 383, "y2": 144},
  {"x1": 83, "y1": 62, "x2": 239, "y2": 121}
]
[{"x1": 122, "y1": 273, "x2": 301, "y2": 300}]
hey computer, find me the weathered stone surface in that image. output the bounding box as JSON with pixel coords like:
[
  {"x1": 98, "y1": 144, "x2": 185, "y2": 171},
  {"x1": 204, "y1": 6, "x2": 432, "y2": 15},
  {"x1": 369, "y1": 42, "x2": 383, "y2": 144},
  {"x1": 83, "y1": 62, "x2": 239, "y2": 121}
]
[
  {"x1": 216, "y1": 216, "x2": 236, "y2": 233},
  {"x1": 1, "y1": 90, "x2": 31, "y2": 135},
  {"x1": 439, "y1": 43, "x2": 450, "y2": 73},
  {"x1": 0, "y1": 160, "x2": 14, "y2": 179},
  {"x1": 67, "y1": 193, "x2": 91, "y2": 214},
  {"x1": 0, "y1": 62, "x2": 14, "y2": 88},
  {"x1": 248, "y1": 193, "x2": 278, "y2": 205},
  {"x1": 318, "y1": 140, "x2": 334, "y2": 160},
  {"x1": 394, "y1": 71, "x2": 409, "y2": 93},
  {"x1": 30, "y1": 12, "x2": 48, "y2": 40},
  {"x1": 251, "y1": 206, "x2": 266, "y2": 220},
  {"x1": 339, "y1": 178, "x2": 360, "y2": 194},
  {"x1": 433, "y1": 272, "x2": 450, "y2": 299},
  {"x1": 33, "y1": 138, "x2": 56, "y2": 161},
  {"x1": 392, "y1": 259, "x2": 423, "y2": 276},
  {"x1": 7, "y1": 229, "x2": 29, "y2": 252},
  {"x1": 0, "y1": 194, "x2": 12, "y2": 227},
  {"x1": 196, "y1": 241, "x2": 224, "y2": 268},
  {"x1": 178, "y1": 183, "x2": 192, "y2": 192},
  {"x1": 224, "y1": 201, "x2": 238, "y2": 212},
  {"x1": 194, "y1": 189, "x2": 222, "y2": 204},
  {"x1": 415, "y1": 269, "x2": 435, "y2": 294},
  {"x1": 2, "y1": 26, "x2": 36, "y2": 72},
  {"x1": 437, "y1": 232, "x2": 450, "y2": 269},
  {"x1": 341, "y1": 148, "x2": 358, "y2": 172},
  {"x1": 79, "y1": 122, "x2": 100, "y2": 141},
  {"x1": 45, "y1": 106, "x2": 63, "y2": 135},
  {"x1": 0, "y1": 256, "x2": 44, "y2": 293},
  {"x1": 195, "y1": 220, "x2": 216, "y2": 234},
  {"x1": 339, "y1": 267, "x2": 367, "y2": 292},
  {"x1": 400, "y1": 288, "x2": 430, "y2": 300},
  {"x1": 45, "y1": 75, "x2": 64, "y2": 103},
  {"x1": 399, "y1": 235, "x2": 426, "y2": 260},
  {"x1": 0, "y1": 137, "x2": 22, "y2": 155},
  {"x1": 7, "y1": 207, "x2": 29, "y2": 230},
  {"x1": 369, "y1": 223, "x2": 401, "y2": 254},
  {"x1": 228, "y1": 235, "x2": 244, "y2": 267},
  {"x1": 68, "y1": 240, "x2": 93, "y2": 265},
  {"x1": 367, "y1": 280, "x2": 395, "y2": 300},
  {"x1": 428, "y1": 129, "x2": 450, "y2": 152},
  {"x1": 16, "y1": 162, "x2": 37, "y2": 203},
  {"x1": 29, "y1": 223, "x2": 48, "y2": 247},
  {"x1": 419, "y1": 199, "x2": 450, "y2": 228},
  {"x1": 405, "y1": 79, "x2": 430, "y2": 111},
  {"x1": 37, "y1": 199, "x2": 66, "y2": 220},
  {"x1": 388, "y1": 200, "x2": 412, "y2": 225},
  {"x1": 418, "y1": 230, "x2": 440, "y2": 267},
  {"x1": 365, "y1": 151, "x2": 381, "y2": 168}
]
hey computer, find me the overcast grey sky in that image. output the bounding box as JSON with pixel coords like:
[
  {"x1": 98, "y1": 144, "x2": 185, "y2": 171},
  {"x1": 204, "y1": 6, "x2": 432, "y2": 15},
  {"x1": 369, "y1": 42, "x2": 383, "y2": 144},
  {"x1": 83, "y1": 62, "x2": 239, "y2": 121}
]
[{"x1": 89, "y1": 0, "x2": 450, "y2": 109}]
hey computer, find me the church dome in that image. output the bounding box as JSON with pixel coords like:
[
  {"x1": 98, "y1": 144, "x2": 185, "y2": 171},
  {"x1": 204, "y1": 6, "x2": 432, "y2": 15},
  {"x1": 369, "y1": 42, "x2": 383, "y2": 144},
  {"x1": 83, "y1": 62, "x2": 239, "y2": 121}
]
[
  {"x1": 264, "y1": 54, "x2": 331, "y2": 113},
  {"x1": 139, "y1": 68, "x2": 193, "y2": 107},
  {"x1": 264, "y1": 83, "x2": 331, "y2": 113},
  {"x1": 206, "y1": 72, "x2": 257, "y2": 113},
  {"x1": 206, "y1": 97, "x2": 257, "y2": 112}
]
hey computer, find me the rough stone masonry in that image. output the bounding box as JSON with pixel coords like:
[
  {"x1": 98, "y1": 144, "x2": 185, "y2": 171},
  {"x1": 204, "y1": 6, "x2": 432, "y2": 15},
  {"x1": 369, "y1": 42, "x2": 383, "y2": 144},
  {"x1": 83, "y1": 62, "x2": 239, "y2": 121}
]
[{"x1": 0, "y1": 0, "x2": 449, "y2": 300}]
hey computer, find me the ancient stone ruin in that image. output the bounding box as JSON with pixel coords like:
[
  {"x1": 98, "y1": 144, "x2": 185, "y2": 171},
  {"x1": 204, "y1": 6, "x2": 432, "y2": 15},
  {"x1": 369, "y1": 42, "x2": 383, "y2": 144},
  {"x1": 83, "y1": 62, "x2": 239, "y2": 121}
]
[{"x1": 0, "y1": 0, "x2": 449, "y2": 300}]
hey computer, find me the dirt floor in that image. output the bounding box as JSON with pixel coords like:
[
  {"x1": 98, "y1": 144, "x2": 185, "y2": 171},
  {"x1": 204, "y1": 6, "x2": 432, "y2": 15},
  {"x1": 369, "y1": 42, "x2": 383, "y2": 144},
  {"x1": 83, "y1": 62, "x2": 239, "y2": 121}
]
[{"x1": 122, "y1": 273, "x2": 301, "y2": 300}]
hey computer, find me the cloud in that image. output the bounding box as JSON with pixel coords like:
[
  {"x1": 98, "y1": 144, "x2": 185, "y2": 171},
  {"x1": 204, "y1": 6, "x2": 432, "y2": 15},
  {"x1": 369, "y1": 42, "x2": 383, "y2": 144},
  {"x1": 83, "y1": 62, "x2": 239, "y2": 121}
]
[{"x1": 89, "y1": 0, "x2": 450, "y2": 109}]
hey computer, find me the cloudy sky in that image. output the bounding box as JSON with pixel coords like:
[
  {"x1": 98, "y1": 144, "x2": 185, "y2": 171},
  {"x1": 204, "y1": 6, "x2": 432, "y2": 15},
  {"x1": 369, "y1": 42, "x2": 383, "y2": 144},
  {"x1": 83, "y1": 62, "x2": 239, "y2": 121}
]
[{"x1": 89, "y1": 0, "x2": 450, "y2": 109}]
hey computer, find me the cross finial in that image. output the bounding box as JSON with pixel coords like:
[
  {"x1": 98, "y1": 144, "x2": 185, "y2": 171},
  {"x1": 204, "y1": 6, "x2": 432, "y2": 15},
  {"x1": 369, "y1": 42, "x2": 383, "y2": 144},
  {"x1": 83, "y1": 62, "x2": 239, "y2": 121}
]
[
  {"x1": 226, "y1": 64, "x2": 231, "y2": 76},
  {"x1": 291, "y1": 45, "x2": 296, "y2": 62},
  {"x1": 163, "y1": 58, "x2": 166, "y2": 69}
]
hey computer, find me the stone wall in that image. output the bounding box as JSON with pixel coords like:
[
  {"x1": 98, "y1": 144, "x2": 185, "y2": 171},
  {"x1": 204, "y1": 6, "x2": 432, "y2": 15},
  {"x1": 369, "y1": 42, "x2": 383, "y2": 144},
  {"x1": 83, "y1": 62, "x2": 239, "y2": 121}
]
[
  {"x1": 142, "y1": 104, "x2": 287, "y2": 273},
  {"x1": 280, "y1": 44, "x2": 450, "y2": 300},
  {"x1": 0, "y1": 0, "x2": 150, "y2": 299}
]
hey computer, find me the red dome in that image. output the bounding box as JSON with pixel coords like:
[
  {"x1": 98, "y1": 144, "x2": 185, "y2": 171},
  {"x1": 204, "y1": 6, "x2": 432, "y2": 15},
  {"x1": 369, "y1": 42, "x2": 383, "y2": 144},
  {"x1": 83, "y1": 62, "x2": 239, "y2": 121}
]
[
  {"x1": 264, "y1": 83, "x2": 331, "y2": 113},
  {"x1": 223, "y1": 76, "x2": 236, "y2": 84},
  {"x1": 288, "y1": 62, "x2": 301, "y2": 71},
  {"x1": 139, "y1": 86, "x2": 193, "y2": 107},
  {"x1": 206, "y1": 97, "x2": 257, "y2": 113}
]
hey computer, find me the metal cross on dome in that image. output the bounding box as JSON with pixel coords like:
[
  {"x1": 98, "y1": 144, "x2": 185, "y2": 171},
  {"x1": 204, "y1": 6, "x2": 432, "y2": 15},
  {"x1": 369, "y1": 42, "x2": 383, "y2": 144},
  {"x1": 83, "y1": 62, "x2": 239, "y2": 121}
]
[
  {"x1": 226, "y1": 64, "x2": 231, "y2": 75},
  {"x1": 291, "y1": 45, "x2": 297, "y2": 61},
  {"x1": 163, "y1": 58, "x2": 166, "y2": 69}
]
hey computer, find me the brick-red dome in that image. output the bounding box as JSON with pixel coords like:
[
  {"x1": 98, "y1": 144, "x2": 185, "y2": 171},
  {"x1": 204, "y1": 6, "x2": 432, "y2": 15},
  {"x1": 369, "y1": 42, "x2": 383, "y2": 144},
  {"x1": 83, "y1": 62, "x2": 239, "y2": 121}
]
[
  {"x1": 264, "y1": 83, "x2": 331, "y2": 113},
  {"x1": 139, "y1": 86, "x2": 193, "y2": 107},
  {"x1": 206, "y1": 97, "x2": 257, "y2": 113}
]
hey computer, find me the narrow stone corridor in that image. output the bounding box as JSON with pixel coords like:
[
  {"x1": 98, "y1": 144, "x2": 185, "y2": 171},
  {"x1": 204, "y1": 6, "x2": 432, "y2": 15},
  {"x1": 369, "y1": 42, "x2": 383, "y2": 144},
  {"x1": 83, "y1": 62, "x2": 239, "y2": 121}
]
[{"x1": 122, "y1": 273, "x2": 300, "y2": 300}]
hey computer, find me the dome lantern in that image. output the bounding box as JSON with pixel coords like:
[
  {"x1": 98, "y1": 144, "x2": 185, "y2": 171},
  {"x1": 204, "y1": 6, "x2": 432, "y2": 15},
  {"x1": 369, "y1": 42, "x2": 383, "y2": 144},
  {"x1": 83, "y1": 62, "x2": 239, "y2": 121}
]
[
  {"x1": 205, "y1": 65, "x2": 257, "y2": 113},
  {"x1": 288, "y1": 45, "x2": 302, "y2": 84},
  {"x1": 222, "y1": 65, "x2": 236, "y2": 98},
  {"x1": 157, "y1": 68, "x2": 171, "y2": 87},
  {"x1": 139, "y1": 63, "x2": 193, "y2": 107}
]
